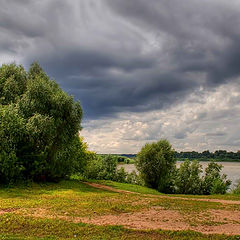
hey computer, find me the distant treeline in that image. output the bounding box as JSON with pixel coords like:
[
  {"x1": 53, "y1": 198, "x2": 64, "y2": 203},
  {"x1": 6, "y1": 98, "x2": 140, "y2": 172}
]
[
  {"x1": 101, "y1": 150, "x2": 240, "y2": 162},
  {"x1": 175, "y1": 150, "x2": 240, "y2": 162}
]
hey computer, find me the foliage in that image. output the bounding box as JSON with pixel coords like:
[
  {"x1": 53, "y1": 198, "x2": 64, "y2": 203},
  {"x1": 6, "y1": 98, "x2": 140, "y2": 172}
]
[
  {"x1": 232, "y1": 180, "x2": 240, "y2": 194},
  {"x1": 99, "y1": 155, "x2": 133, "y2": 164},
  {"x1": 84, "y1": 155, "x2": 142, "y2": 184},
  {"x1": 175, "y1": 150, "x2": 240, "y2": 162},
  {"x1": 202, "y1": 161, "x2": 231, "y2": 194},
  {"x1": 126, "y1": 170, "x2": 144, "y2": 185},
  {"x1": 115, "y1": 167, "x2": 128, "y2": 183},
  {"x1": 136, "y1": 139, "x2": 176, "y2": 193},
  {"x1": 175, "y1": 160, "x2": 231, "y2": 195},
  {"x1": 100, "y1": 155, "x2": 118, "y2": 180},
  {"x1": 175, "y1": 160, "x2": 203, "y2": 194},
  {"x1": 83, "y1": 155, "x2": 116, "y2": 181},
  {"x1": 82, "y1": 154, "x2": 103, "y2": 180},
  {"x1": 135, "y1": 137, "x2": 231, "y2": 195},
  {"x1": 0, "y1": 62, "x2": 83, "y2": 183}
]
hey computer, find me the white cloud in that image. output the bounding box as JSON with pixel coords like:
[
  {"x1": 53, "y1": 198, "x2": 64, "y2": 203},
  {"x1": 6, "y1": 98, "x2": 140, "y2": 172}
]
[{"x1": 82, "y1": 81, "x2": 240, "y2": 153}]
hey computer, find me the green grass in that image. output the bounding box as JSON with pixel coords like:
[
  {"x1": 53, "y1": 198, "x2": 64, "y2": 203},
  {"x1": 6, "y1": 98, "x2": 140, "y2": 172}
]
[
  {"x1": 92, "y1": 180, "x2": 240, "y2": 201},
  {"x1": 0, "y1": 214, "x2": 239, "y2": 240},
  {"x1": 0, "y1": 180, "x2": 240, "y2": 239},
  {"x1": 89, "y1": 180, "x2": 163, "y2": 195},
  {"x1": 0, "y1": 180, "x2": 148, "y2": 217},
  {"x1": 169, "y1": 193, "x2": 240, "y2": 201}
]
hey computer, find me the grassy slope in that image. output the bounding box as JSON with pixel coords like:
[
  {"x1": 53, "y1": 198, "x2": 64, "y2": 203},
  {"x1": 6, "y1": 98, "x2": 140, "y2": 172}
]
[
  {"x1": 93, "y1": 180, "x2": 240, "y2": 201},
  {"x1": 0, "y1": 180, "x2": 240, "y2": 240}
]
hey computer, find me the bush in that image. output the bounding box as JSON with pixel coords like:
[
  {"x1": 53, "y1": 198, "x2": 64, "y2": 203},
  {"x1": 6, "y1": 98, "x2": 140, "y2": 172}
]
[
  {"x1": 136, "y1": 139, "x2": 176, "y2": 193},
  {"x1": 126, "y1": 170, "x2": 144, "y2": 185},
  {"x1": 83, "y1": 155, "x2": 103, "y2": 180},
  {"x1": 115, "y1": 156, "x2": 125, "y2": 163},
  {"x1": 175, "y1": 160, "x2": 231, "y2": 195},
  {"x1": 232, "y1": 180, "x2": 240, "y2": 194},
  {"x1": 124, "y1": 158, "x2": 130, "y2": 164},
  {"x1": 202, "y1": 161, "x2": 231, "y2": 195},
  {"x1": 175, "y1": 160, "x2": 203, "y2": 194},
  {"x1": 84, "y1": 155, "x2": 117, "y2": 181},
  {"x1": 210, "y1": 178, "x2": 229, "y2": 194},
  {"x1": 115, "y1": 167, "x2": 128, "y2": 182},
  {"x1": 0, "y1": 63, "x2": 83, "y2": 183},
  {"x1": 83, "y1": 155, "x2": 142, "y2": 184}
]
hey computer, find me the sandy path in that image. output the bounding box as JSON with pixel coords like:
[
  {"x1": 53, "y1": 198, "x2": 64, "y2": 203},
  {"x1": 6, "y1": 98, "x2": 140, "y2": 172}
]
[
  {"x1": 84, "y1": 182, "x2": 240, "y2": 205},
  {"x1": 82, "y1": 182, "x2": 240, "y2": 235},
  {"x1": 80, "y1": 208, "x2": 240, "y2": 235},
  {"x1": 2, "y1": 182, "x2": 240, "y2": 235}
]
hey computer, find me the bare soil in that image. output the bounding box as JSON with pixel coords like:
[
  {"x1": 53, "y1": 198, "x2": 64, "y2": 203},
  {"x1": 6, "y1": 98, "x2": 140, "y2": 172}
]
[
  {"x1": 23, "y1": 206, "x2": 240, "y2": 235},
  {"x1": 6, "y1": 182, "x2": 240, "y2": 236},
  {"x1": 81, "y1": 182, "x2": 240, "y2": 235}
]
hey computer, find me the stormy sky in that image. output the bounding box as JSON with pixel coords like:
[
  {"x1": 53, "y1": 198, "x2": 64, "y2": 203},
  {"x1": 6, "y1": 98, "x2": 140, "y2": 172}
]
[{"x1": 1, "y1": 0, "x2": 240, "y2": 153}]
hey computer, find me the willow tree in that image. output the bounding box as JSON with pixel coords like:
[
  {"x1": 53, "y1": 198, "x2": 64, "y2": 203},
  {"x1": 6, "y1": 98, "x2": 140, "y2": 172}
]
[{"x1": 0, "y1": 62, "x2": 83, "y2": 183}]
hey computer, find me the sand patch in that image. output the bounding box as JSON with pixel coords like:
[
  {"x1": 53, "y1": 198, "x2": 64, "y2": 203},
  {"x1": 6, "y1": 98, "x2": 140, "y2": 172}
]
[
  {"x1": 20, "y1": 206, "x2": 240, "y2": 235},
  {"x1": 81, "y1": 207, "x2": 189, "y2": 231}
]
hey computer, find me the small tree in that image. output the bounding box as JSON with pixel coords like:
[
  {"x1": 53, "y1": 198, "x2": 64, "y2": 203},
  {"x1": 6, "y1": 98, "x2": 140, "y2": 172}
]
[
  {"x1": 136, "y1": 139, "x2": 175, "y2": 193},
  {"x1": 175, "y1": 160, "x2": 203, "y2": 194},
  {"x1": 202, "y1": 161, "x2": 231, "y2": 194}
]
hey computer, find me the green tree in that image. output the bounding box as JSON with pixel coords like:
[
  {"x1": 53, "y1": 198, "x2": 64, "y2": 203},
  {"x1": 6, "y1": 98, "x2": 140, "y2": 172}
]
[
  {"x1": 0, "y1": 64, "x2": 27, "y2": 105},
  {"x1": 0, "y1": 62, "x2": 83, "y2": 183},
  {"x1": 136, "y1": 139, "x2": 176, "y2": 193},
  {"x1": 175, "y1": 160, "x2": 203, "y2": 194},
  {"x1": 84, "y1": 155, "x2": 118, "y2": 181},
  {"x1": 202, "y1": 161, "x2": 231, "y2": 194}
]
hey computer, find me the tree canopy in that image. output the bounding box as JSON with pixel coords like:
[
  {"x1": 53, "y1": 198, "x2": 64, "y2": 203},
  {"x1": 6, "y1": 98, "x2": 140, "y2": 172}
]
[
  {"x1": 136, "y1": 139, "x2": 176, "y2": 193},
  {"x1": 0, "y1": 62, "x2": 83, "y2": 183}
]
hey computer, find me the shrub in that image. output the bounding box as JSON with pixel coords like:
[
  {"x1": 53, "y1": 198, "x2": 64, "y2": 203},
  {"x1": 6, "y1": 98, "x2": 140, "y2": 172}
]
[
  {"x1": 84, "y1": 155, "x2": 117, "y2": 181},
  {"x1": 83, "y1": 155, "x2": 103, "y2": 180},
  {"x1": 210, "y1": 178, "x2": 229, "y2": 194},
  {"x1": 115, "y1": 156, "x2": 125, "y2": 163},
  {"x1": 124, "y1": 158, "x2": 130, "y2": 164},
  {"x1": 202, "y1": 161, "x2": 231, "y2": 195},
  {"x1": 84, "y1": 155, "x2": 142, "y2": 184},
  {"x1": 175, "y1": 160, "x2": 203, "y2": 194},
  {"x1": 175, "y1": 160, "x2": 231, "y2": 195},
  {"x1": 115, "y1": 167, "x2": 128, "y2": 182},
  {"x1": 136, "y1": 139, "x2": 176, "y2": 193},
  {"x1": 232, "y1": 180, "x2": 240, "y2": 194},
  {"x1": 126, "y1": 170, "x2": 144, "y2": 185},
  {"x1": 100, "y1": 155, "x2": 118, "y2": 180}
]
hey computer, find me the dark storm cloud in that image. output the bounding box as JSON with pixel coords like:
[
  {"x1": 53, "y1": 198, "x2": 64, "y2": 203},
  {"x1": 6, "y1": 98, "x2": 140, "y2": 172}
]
[
  {"x1": 1, "y1": 0, "x2": 240, "y2": 119},
  {"x1": 107, "y1": 0, "x2": 240, "y2": 84}
]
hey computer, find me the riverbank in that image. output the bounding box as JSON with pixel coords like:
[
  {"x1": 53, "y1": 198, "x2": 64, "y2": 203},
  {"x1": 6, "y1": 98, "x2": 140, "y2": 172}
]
[{"x1": 119, "y1": 162, "x2": 240, "y2": 189}]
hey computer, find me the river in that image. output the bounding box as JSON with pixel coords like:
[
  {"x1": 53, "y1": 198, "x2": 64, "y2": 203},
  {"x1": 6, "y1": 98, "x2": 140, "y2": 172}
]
[{"x1": 119, "y1": 161, "x2": 240, "y2": 189}]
